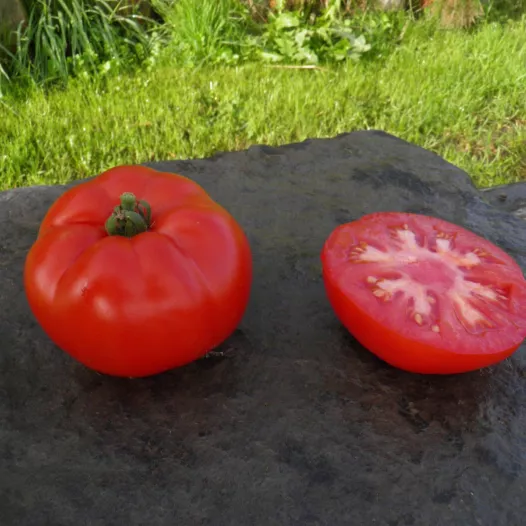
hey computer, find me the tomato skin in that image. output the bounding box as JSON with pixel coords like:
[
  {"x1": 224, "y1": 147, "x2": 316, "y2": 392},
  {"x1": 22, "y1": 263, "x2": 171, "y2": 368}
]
[
  {"x1": 24, "y1": 165, "x2": 252, "y2": 377},
  {"x1": 321, "y1": 212, "x2": 526, "y2": 375},
  {"x1": 323, "y1": 271, "x2": 519, "y2": 374}
]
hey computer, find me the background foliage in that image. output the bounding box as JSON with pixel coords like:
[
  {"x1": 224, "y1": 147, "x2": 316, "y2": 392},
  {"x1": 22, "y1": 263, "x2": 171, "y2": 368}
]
[{"x1": 0, "y1": 0, "x2": 525, "y2": 189}]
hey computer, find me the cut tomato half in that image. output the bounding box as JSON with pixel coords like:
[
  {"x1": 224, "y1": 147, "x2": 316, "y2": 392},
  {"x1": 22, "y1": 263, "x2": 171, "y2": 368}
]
[{"x1": 321, "y1": 212, "x2": 526, "y2": 374}]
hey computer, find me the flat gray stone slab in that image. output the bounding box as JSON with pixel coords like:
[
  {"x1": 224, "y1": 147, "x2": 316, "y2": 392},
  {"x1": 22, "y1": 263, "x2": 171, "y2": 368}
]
[
  {"x1": 481, "y1": 182, "x2": 526, "y2": 220},
  {"x1": 1, "y1": 131, "x2": 525, "y2": 526}
]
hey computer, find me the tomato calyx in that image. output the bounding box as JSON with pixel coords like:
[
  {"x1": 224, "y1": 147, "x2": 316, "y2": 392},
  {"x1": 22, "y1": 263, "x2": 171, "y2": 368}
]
[{"x1": 105, "y1": 192, "x2": 152, "y2": 238}]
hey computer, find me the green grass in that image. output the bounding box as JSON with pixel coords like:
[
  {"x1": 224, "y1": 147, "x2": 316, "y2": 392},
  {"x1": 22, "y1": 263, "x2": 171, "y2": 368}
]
[{"x1": 1, "y1": 13, "x2": 525, "y2": 190}]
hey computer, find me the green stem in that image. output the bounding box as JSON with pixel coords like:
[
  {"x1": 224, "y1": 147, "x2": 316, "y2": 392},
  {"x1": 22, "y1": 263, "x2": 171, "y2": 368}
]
[{"x1": 105, "y1": 192, "x2": 152, "y2": 237}]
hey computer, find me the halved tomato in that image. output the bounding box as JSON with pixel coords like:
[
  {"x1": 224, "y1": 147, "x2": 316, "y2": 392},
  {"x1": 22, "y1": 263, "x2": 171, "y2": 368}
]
[{"x1": 321, "y1": 212, "x2": 526, "y2": 374}]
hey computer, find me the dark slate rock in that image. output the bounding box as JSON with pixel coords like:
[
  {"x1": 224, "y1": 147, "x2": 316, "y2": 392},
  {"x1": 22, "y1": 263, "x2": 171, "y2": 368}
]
[
  {"x1": 1, "y1": 130, "x2": 525, "y2": 526},
  {"x1": 481, "y1": 182, "x2": 526, "y2": 220}
]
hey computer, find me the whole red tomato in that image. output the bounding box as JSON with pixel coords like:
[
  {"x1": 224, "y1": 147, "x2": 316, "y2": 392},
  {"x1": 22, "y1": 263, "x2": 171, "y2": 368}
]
[
  {"x1": 24, "y1": 165, "x2": 252, "y2": 377},
  {"x1": 321, "y1": 212, "x2": 526, "y2": 374}
]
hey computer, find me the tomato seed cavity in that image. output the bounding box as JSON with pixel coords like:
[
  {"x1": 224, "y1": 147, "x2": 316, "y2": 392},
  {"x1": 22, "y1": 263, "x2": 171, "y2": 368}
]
[{"x1": 356, "y1": 227, "x2": 510, "y2": 334}]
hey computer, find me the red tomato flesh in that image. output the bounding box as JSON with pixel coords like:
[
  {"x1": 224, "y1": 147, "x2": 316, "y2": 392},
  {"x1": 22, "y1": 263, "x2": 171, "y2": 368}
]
[
  {"x1": 321, "y1": 212, "x2": 526, "y2": 374},
  {"x1": 24, "y1": 165, "x2": 252, "y2": 378}
]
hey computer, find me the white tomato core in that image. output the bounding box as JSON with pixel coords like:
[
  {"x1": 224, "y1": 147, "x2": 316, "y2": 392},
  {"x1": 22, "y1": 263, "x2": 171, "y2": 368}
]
[{"x1": 351, "y1": 224, "x2": 507, "y2": 334}]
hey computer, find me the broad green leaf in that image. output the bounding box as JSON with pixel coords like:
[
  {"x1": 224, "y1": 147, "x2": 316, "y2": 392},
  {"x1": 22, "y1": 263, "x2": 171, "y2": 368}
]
[{"x1": 274, "y1": 12, "x2": 300, "y2": 30}]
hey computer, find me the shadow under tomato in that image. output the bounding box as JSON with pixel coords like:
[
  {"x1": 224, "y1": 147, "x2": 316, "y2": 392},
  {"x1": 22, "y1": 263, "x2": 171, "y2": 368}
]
[
  {"x1": 330, "y1": 324, "x2": 497, "y2": 433},
  {"x1": 77, "y1": 327, "x2": 251, "y2": 386},
  {"x1": 60, "y1": 328, "x2": 258, "y2": 428},
  {"x1": 306, "y1": 323, "x2": 526, "y2": 493}
]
